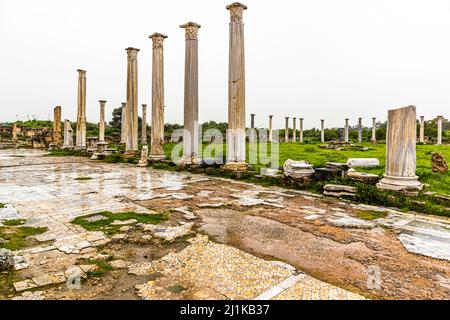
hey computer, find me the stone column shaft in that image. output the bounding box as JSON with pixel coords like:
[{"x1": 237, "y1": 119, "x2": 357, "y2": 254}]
[
  {"x1": 98, "y1": 100, "x2": 106, "y2": 143},
  {"x1": 125, "y1": 48, "x2": 139, "y2": 152},
  {"x1": 226, "y1": 2, "x2": 247, "y2": 165},
  {"x1": 419, "y1": 116, "x2": 425, "y2": 143},
  {"x1": 377, "y1": 105, "x2": 422, "y2": 193},
  {"x1": 292, "y1": 118, "x2": 297, "y2": 143},
  {"x1": 299, "y1": 118, "x2": 304, "y2": 143},
  {"x1": 344, "y1": 118, "x2": 349, "y2": 143},
  {"x1": 268, "y1": 115, "x2": 273, "y2": 142},
  {"x1": 437, "y1": 116, "x2": 443, "y2": 145},
  {"x1": 120, "y1": 103, "x2": 126, "y2": 143},
  {"x1": 11, "y1": 123, "x2": 18, "y2": 143},
  {"x1": 320, "y1": 119, "x2": 325, "y2": 143},
  {"x1": 53, "y1": 106, "x2": 62, "y2": 146},
  {"x1": 285, "y1": 117, "x2": 290, "y2": 142},
  {"x1": 371, "y1": 117, "x2": 377, "y2": 143},
  {"x1": 358, "y1": 117, "x2": 363, "y2": 144},
  {"x1": 75, "y1": 69, "x2": 87, "y2": 148},
  {"x1": 149, "y1": 33, "x2": 168, "y2": 160}
]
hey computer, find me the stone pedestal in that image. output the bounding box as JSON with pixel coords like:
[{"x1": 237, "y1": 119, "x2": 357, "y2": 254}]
[
  {"x1": 320, "y1": 119, "x2": 325, "y2": 143},
  {"x1": 292, "y1": 118, "x2": 297, "y2": 143},
  {"x1": 141, "y1": 104, "x2": 148, "y2": 144},
  {"x1": 52, "y1": 106, "x2": 62, "y2": 147},
  {"x1": 371, "y1": 117, "x2": 377, "y2": 143},
  {"x1": 419, "y1": 116, "x2": 425, "y2": 143},
  {"x1": 437, "y1": 116, "x2": 443, "y2": 145},
  {"x1": 137, "y1": 146, "x2": 149, "y2": 167},
  {"x1": 268, "y1": 115, "x2": 273, "y2": 142},
  {"x1": 149, "y1": 33, "x2": 168, "y2": 161},
  {"x1": 97, "y1": 141, "x2": 108, "y2": 153},
  {"x1": 223, "y1": 2, "x2": 248, "y2": 170},
  {"x1": 358, "y1": 117, "x2": 362, "y2": 144},
  {"x1": 125, "y1": 48, "x2": 139, "y2": 153},
  {"x1": 180, "y1": 22, "x2": 200, "y2": 164},
  {"x1": 120, "y1": 102, "x2": 126, "y2": 144},
  {"x1": 299, "y1": 118, "x2": 304, "y2": 143},
  {"x1": 98, "y1": 100, "x2": 106, "y2": 143},
  {"x1": 75, "y1": 69, "x2": 87, "y2": 149},
  {"x1": 11, "y1": 123, "x2": 18, "y2": 144},
  {"x1": 377, "y1": 106, "x2": 423, "y2": 194},
  {"x1": 62, "y1": 119, "x2": 74, "y2": 149},
  {"x1": 284, "y1": 117, "x2": 289, "y2": 142},
  {"x1": 344, "y1": 118, "x2": 349, "y2": 143}
]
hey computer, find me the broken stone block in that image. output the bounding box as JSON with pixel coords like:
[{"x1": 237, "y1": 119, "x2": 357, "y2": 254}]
[
  {"x1": 0, "y1": 249, "x2": 15, "y2": 271},
  {"x1": 314, "y1": 168, "x2": 342, "y2": 181},
  {"x1": 346, "y1": 158, "x2": 380, "y2": 168},
  {"x1": 31, "y1": 274, "x2": 54, "y2": 287},
  {"x1": 432, "y1": 152, "x2": 448, "y2": 173},
  {"x1": 283, "y1": 160, "x2": 315, "y2": 179},
  {"x1": 13, "y1": 279, "x2": 38, "y2": 292},
  {"x1": 260, "y1": 167, "x2": 281, "y2": 177},
  {"x1": 84, "y1": 215, "x2": 108, "y2": 222},
  {"x1": 323, "y1": 184, "x2": 357, "y2": 198},
  {"x1": 346, "y1": 168, "x2": 380, "y2": 184},
  {"x1": 110, "y1": 219, "x2": 137, "y2": 226},
  {"x1": 109, "y1": 260, "x2": 132, "y2": 269}
]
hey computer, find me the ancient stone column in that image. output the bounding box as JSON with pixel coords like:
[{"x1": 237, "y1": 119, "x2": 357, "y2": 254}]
[
  {"x1": 98, "y1": 100, "x2": 106, "y2": 143},
  {"x1": 180, "y1": 22, "x2": 200, "y2": 164},
  {"x1": 320, "y1": 119, "x2": 325, "y2": 143},
  {"x1": 358, "y1": 117, "x2": 363, "y2": 144},
  {"x1": 63, "y1": 119, "x2": 74, "y2": 148},
  {"x1": 149, "y1": 33, "x2": 168, "y2": 160},
  {"x1": 268, "y1": 115, "x2": 273, "y2": 142},
  {"x1": 371, "y1": 117, "x2": 377, "y2": 143},
  {"x1": 11, "y1": 123, "x2": 18, "y2": 143},
  {"x1": 52, "y1": 106, "x2": 62, "y2": 147},
  {"x1": 249, "y1": 114, "x2": 256, "y2": 143},
  {"x1": 284, "y1": 117, "x2": 290, "y2": 142},
  {"x1": 141, "y1": 104, "x2": 148, "y2": 144},
  {"x1": 377, "y1": 105, "x2": 423, "y2": 194},
  {"x1": 437, "y1": 116, "x2": 443, "y2": 145},
  {"x1": 299, "y1": 118, "x2": 304, "y2": 143},
  {"x1": 344, "y1": 118, "x2": 349, "y2": 143},
  {"x1": 120, "y1": 102, "x2": 126, "y2": 143},
  {"x1": 292, "y1": 117, "x2": 297, "y2": 143},
  {"x1": 75, "y1": 69, "x2": 87, "y2": 149},
  {"x1": 419, "y1": 116, "x2": 425, "y2": 143},
  {"x1": 125, "y1": 48, "x2": 139, "y2": 153},
  {"x1": 224, "y1": 2, "x2": 248, "y2": 169}
]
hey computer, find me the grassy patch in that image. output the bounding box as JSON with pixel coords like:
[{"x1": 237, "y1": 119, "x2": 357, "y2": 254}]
[
  {"x1": 0, "y1": 203, "x2": 5, "y2": 209},
  {"x1": 0, "y1": 269, "x2": 20, "y2": 299},
  {"x1": 46, "y1": 150, "x2": 83, "y2": 157},
  {"x1": 2, "y1": 219, "x2": 26, "y2": 226},
  {"x1": 0, "y1": 225, "x2": 48, "y2": 250},
  {"x1": 72, "y1": 211, "x2": 168, "y2": 235},
  {"x1": 104, "y1": 154, "x2": 125, "y2": 163},
  {"x1": 354, "y1": 210, "x2": 388, "y2": 221},
  {"x1": 167, "y1": 284, "x2": 186, "y2": 294},
  {"x1": 74, "y1": 177, "x2": 93, "y2": 181}
]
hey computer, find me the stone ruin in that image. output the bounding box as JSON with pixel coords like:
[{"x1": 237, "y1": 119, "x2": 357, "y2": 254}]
[{"x1": 432, "y1": 152, "x2": 448, "y2": 173}]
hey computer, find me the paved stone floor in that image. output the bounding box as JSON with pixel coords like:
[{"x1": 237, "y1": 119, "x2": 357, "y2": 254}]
[{"x1": 1, "y1": 149, "x2": 449, "y2": 300}]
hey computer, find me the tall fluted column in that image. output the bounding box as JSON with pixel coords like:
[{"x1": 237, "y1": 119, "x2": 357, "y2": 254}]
[
  {"x1": 125, "y1": 48, "x2": 139, "y2": 153},
  {"x1": 149, "y1": 33, "x2": 168, "y2": 160},
  {"x1": 285, "y1": 117, "x2": 290, "y2": 142},
  {"x1": 292, "y1": 118, "x2": 297, "y2": 143},
  {"x1": 299, "y1": 118, "x2": 304, "y2": 143},
  {"x1": 224, "y1": 2, "x2": 248, "y2": 169},
  {"x1": 377, "y1": 106, "x2": 423, "y2": 193},
  {"x1": 98, "y1": 100, "x2": 106, "y2": 142},
  {"x1": 75, "y1": 69, "x2": 87, "y2": 149},
  {"x1": 437, "y1": 116, "x2": 443, "y2": 145},
  {"x1": 120, "y1": 103, "x2": 127, "y2": 143},
  {"x1": 419, "y1": 116, "x2": 425, "y2": 143},
  {"x1": 141, "y1": 104, "x2": 148, "y2": 144},
  {"x1": 371, "y1": 117, "x2": 377, "y2": 143},
  {"x1": 52, "y1": 106, "x2": 62, "y2": 147},
  {"x1": 344, "y1": 118, "x2": 349, "y2": 143},
  {"x1": 268, "y1": 115, "x2": 273, "y2": 142},
  {"x1": 358, "y1": 117, "x2": 363, "y2": 144},
  {"x1": 320, "y1": 119, "x2": 325, "y2": 143}
]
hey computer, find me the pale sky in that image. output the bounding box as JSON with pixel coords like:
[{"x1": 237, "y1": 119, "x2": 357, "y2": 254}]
[{"x1": 1, "y1": 0, "x2": 449, "y2": 130}]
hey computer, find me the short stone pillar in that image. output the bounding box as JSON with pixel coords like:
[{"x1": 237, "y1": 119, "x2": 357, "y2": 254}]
[
  {"x1": 98, "y1": 100, "x2": 106, "y2": 143},
  {"x1": 285, "y1": 117, "x2": 290, "y2": 142},
  {"x1": 344, "y1": 118, "x2": 349, "y2": 143},
  {"x1": 299, "y1": 118, "x2": 304, "y2": 143},
  {"x1": 437, "y1": 116, "x2": 443, "y2": 145},
  {"x1": 419, "y1": 116, "x2": 425, "y2": 143},
  {"x1": 141, "y1": 104, "x2": 148, "y2": 144},
  {"x1": 125, "y1": 48, "x2": 140, "y2": 154},
  {"x1": 371, "y1": 117, "x2": 377, "y2": 143},
  {"x1": 120, "y1": 102, "x2": 126, "y2": 143},
  {"x1": 358, "y1": 117, "x2": 363, "y2": 144},
  {"x1": 11, "y1": 123, "x2": 18, "y2": 143},
  {"x1": 180, "y1": 22, "x2": 200, "y2": 164},
  {"x1": 75, "y1": 69, "x2": 87, "y2": 149},
  {"x1": 320, "y1": 119, "x2": 325, "y2": 143},
  {"x1": 63, "y1": 119, "x2": 74, "y2": 148},
  {"x1": 292, "y1": 118, "x2": 297, "y2": 143},
  {"x1": 137, "y1": 145, "x2": 149, "y2": 167},
  {"x1": 224, "y1": 2, "x2": 248, "y2": 170},
  {"x1": 377, "y1": 106, "x2": 423, "y2": 194},
  {"x1": 268, "y1": 115, "x2": 273, "y2": 142},
  {"x1": 149, "y1": 33, "x2": 168, "y2": 161},
  {"x1": 52, "y1": 106, "x2": 62, "y2": 147}
]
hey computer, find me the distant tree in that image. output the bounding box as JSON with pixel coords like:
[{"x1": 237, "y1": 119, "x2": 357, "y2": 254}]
[{"x1": 109, "y1": 107, "x2": 122, "y2": 129}]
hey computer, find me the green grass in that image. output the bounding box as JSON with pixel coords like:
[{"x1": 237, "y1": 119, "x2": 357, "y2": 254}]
[
  {"x1": 0, "y1": 203, "x2": 5, "y2": 209},
  {"x1": 2, "y1": 219, "x2": 26, "y2": 226},
  {"x1": 74, "y1": 177, "x2": 93, "y2": 181},
  {"x1": 72, "y1": 211, "x2": 168, "y2": 235},
  {"x1": 46, "y1": 150, "x2": 83, "y2": 157},
  {"x1": 354, "y1": 210, "x2": 388, "y2": 221},
  {"x1": 0, "y1": 225, "x2": 48, "y2": 250}
]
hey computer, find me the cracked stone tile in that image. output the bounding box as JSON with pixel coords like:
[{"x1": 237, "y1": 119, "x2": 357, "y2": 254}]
[{"x1": 14, "y1": 279, "x2": 38, "y2": 292}]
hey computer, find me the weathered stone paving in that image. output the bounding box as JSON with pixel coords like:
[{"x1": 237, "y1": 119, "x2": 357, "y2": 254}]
[{"x1": 1, "y1": 150, "x2": 450, "y2": 300}]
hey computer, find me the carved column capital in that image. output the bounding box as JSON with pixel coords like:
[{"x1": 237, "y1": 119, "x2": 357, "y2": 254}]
[
  {"x1": 226, "y1": 2, "x2": 247, "y2": 23},
  {"x1": 149, "y1": 33, "x2": 168, "y2": 49},
  {"x1": 180, "y1": 22, "x2": 201, "y2": 40}
]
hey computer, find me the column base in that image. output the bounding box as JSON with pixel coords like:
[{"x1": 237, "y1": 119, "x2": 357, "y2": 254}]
[
  {"x1": 74, "y1": 146, "x2": 87, "y2": 151},
  {"x1": 97, "y1": 142, "x2": 108, "y2": 153},
  {"x1": 222, "y1": 162, "x2": 250, "y2": 172},
  {"x1": 179, "y1": 155, "x2": 201, "y2": 165},
  {"x1": 376, "y1": 174, "x2": 423, "y2": 196},
  {"x1": 148, "y1": 154, "x2": 167, "y2": 161}
]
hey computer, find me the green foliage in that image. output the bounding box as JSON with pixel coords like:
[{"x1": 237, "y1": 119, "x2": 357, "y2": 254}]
[
  {"x1": 0, "y1": 226, "x2": 48, "y2": 250},
  {"x1": 354, "y1": 210, "x2": 388, "y2": 221},
  {"x1": 0, "y1": 203, "x2": 5, "y2": 209},
  {"x1": 74, "y1": 177, "x2": 93, "y2": 181},
  {"x1": 104, "y1": 153, "x2": 125, "y2": 163},
  {"x1": 46, "y1": 150, "x2": 83, "y2": 157},
  {"x1": 2, "y1": 219, "x2": 26, "y2": 226}
]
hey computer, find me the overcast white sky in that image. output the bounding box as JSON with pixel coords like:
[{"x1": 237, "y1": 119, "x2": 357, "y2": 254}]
[{"x1": 1, "y1": 0, "x2": 449, "y2": 129}]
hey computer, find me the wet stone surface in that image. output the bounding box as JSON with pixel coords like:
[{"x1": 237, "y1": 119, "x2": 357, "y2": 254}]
[{"x1": 0, "y1": 149, "x2": 450, "y2": 300}]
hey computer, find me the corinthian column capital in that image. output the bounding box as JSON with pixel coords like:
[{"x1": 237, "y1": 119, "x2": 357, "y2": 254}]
[
  {"x1": 149, "y1": 33, "x2": 168, "y2": 49},
  {"x1": 180, "y1": 22, "x2": 201, "y2": 40},
  {"x1": 226, "y1": 2, "x2": 247, "y2": 23}
]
